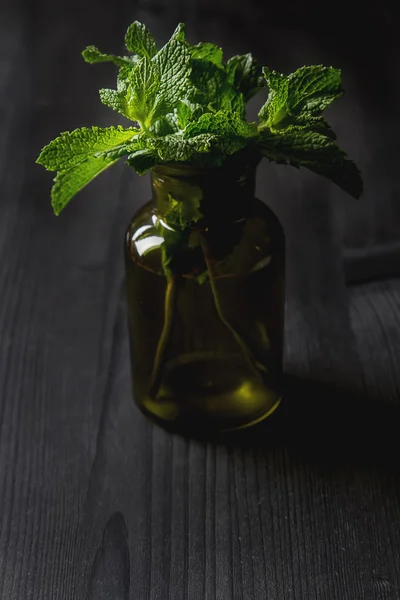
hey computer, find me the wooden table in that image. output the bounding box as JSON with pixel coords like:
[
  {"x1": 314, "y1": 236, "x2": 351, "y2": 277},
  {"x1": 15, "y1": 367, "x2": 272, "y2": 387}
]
[{"x1": 1, "y1": 0, "x2": 399, "y2": 598}]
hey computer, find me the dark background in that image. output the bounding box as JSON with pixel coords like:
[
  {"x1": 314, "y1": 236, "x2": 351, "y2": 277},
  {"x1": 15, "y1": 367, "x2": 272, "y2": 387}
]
[{"x1": 1, "y1": 0, "x2": 400, "y2": 598}]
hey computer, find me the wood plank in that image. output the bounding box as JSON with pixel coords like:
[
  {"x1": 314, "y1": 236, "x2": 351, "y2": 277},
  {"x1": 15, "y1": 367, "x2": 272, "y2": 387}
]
[
  {"x1": 0, "y1": 1, "x2": 147, "y2": 598},
  {"x1": 350, "y1": 278, "x2": 400, "y2": 405},
  {"x1": 1, "y1": 0, "x2": 400, "y2": 599}
]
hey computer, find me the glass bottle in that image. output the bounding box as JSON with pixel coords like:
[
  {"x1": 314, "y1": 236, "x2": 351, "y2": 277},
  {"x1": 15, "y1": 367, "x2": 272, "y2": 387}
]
[{"x1": 125, "y1": 162, "x2": 285, "y2": 434}]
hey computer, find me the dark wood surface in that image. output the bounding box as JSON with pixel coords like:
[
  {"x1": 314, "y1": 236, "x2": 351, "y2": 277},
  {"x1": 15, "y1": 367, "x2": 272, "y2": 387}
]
[{"x1": 1, "y1": 0, "x2": 400, "y2": 598}]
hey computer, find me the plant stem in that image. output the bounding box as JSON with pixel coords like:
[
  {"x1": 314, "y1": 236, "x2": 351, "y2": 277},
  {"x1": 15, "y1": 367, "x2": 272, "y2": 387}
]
[
  {"x1": 149, "y1": 275, "x2": 177, "y2": 396},
  {"x1": 200, "y1": 235, "x2": 261, "y2": 378}
]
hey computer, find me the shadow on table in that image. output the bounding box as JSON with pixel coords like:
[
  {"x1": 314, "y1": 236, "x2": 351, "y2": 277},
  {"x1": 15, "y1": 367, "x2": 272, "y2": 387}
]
[{"x1": 209, "y1": 374, "x2": 400, "y2": 474}]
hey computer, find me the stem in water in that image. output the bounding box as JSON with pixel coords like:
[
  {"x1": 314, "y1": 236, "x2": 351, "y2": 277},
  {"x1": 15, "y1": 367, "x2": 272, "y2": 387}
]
[
  {"x1": 200, "y1": 235, "x2": 261, "y2": 378},
  {"x1": 149, "y1": 275, "x2": 177, "y2": 396}
]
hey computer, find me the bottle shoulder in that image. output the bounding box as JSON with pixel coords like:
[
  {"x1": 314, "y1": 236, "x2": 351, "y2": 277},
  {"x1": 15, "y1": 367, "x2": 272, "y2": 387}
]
[
  {"x1": 126, "y1": 198, "x2": 284, "y2": 277},
  {"x1": 128, "y1": 198, "x2": 284, "y2": 237}
]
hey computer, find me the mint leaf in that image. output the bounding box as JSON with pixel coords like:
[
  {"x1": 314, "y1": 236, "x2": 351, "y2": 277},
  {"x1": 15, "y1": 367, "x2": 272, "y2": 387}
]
[
  {"x1": 129, "y1": 57, "x2": 161, "y2": 126},
  {"x1": 291, "y1": 116, "x2": 336, "y2": 139},
  {"x1": 160, "y1": 202, "x2": 205, "y2": 278},
  {"x1": 36, "y1": 126, "x2": 139, "y2": 171},
  {"x1": 82, "y1": 45, "x2": 136, "y2": 67},
  {"x1": 126, "y1": 149, "x2": 158, "y2": 174},
  {"x1": 168, "y1": 189, "x2": 203, "y2": 227},
  {"x1": 100, "y1": 57, "x2": 160, "y2": 126},
  {"x1": 226, "y1": 53, "x2": 265, "y2": 102},
  {"x1": 99, "y1": 88, "x2": 129, "y2": 118},
  {"x1": 190, "y1": 60, "x2": 222, "y2": 104},
  {"x1": 288, "y1": 65, "x2": 342, "y2": 115},
  {"x1": 184, "y1": 110, "x2": 258, "y2": 154},
  {"x1": 51, "y1": 156, "x2": 119, "y2": 215},
  {"x1": 125, "y1": 21, "x2": 158, "y2": 58},
  {"x1": 258, "y1": 68, "x2": 287, "y2": 126},
  {"x1": 220, "y1": 87, "x2": 245, "y2": 115},
  {"x1": 117, "y1": 65, "x2": 135, "y2": 91},
  {"x1": 191, "y1": 42, "x2": 223, "y2": 66},
  {"x1": 149, "y1": 114, "x2": 179, "y2": 136},
  {"x1": 146, "y1": 132, "x2": 217, "y2": 161},
  {"x1": 184, "y1": 110, "x2": 258, "y2": 138},
  {"x1": 149, "y1": 101, "x2": 203, "y2": 135},
  {"x1": 176, "y1": 102, "x2": 193, "y2": 128},
  {"x1": 152, "y1": 39, "x2": 192, "y2": 114},
  {"x1": 176, "y1": 101, "x2": 203, "y2": 128},
  {"x1": 190, "y1": 59, "x2": 243, "y2": 115},
  {"x1": 259, "y1": 65, "x2": 342, "y2": 129},
  {"x1": 94, "y1": 135, "x2": 147, "y2": 160},
  {"x1": 260, "y1": 128, "x2": 363, "y2": 198},
  {"x1": 190, "y1": 59, "x2": 222, "y2": 106},
  {"x1": 102, "y1": 39, "x2": 192, "y2": 129},
  {"x1": 170, "y1": 22, "x2": 186, "y2": 42}
]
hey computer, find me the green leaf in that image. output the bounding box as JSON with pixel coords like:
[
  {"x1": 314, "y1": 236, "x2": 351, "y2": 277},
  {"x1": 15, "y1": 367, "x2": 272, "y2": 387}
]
[
  {"x1": 191, "y1": 42, "x2": 223, "y2": 66},
  {"x1": 82, "y1": 45, "x2": 136, "y2": 67},
  {"x1": 125, "y1": 21, "x2": 158, "y2": 58},
  {"x1": 289, "y1": 116, "x2": 336, "y2": 139},
  {"x1": 174, "y1": 101, "x2": 203, "y2": 128},
  {"x1": 146, "y1": 132, "x2": 218, "y2": 161},
  {"x1": 130, "y1": 57, "x2": 162, "y2": 126},
  {"x1": 176, "y1": 102, "x2": 193, "y2": 128},
  {"x1": 94, "y1": 143, "x2": 133, "y2": 161},
  {"x1": 170, "y1": 22, "x2": 186, "y2": 42},
  {"x1": 184, "y1": 110, "x2": 258, "y2": 138},
  {"x1": 168, "y1": 190, "x2": 203, "y2": 227},
  {"x1": 126, "y1": 149, "x2": 158, "y2": 174},
  {"x1": 94, "y1": 134, "x2": 147, "y2": 160},
  {"x1": 190, "y1": 60, "x2": 226, "y2": 106},
  {"x1": 226, "y1": 53, "x2": 265, "y2": 102},
  {"x1": 160, "y1": 201, "x2": 205, "y2": 277},
  {"x1": 149, "y1": 114, "x2": 179, "y2": 136},
  {"x1": 219, "y1": 87, "x2": 245, "y2": 115},
  {"x1": 288, "y1": 65, "x2": 343, "y2": 115},
  {"x1": 99, "y1": 88, "x2": 128, "y2": 117},
  {"x1": 260, "y1": 128, "x2": 363, "y2": 198},
  {"x1": 117, "y1": 65, "x2": 135, "y2": 91},
  {"x1": 259, "y1": 65, "x2": 342, "y2": 129},
  {"x1": 184, "y1": 110, "x2": 258, "y2": 154},
  {"x1": 102, "y1": 39, "x2": 192, "y2": 129},
  {"x1": 189, "y1": 58, "x2": 244, "y2": 116},
  {"x1": 152, "y1": 39, "x2": 192, "y2": 116},
  {"x1": 258, "y1": 68, "x2": 288, "y2": 126},
  {"x1": 100, "y1": 57, "x2": 161, "y2": 126},
  {"x1": 51, "y1": 156, "x2": 119, "y2": 215},
  {"x1": 36, "y1": 126, "x2": 139, "y2": 171}
]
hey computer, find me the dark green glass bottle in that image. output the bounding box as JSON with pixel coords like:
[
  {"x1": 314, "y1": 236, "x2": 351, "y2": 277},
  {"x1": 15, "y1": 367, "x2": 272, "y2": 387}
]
[{"x1": 125, "y1": 162, "x2": 285, "y2": 434}]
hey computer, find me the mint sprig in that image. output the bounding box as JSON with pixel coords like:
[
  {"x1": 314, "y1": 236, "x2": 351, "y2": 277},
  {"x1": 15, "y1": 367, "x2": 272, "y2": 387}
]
[
  {"x1": 37, "y1": 21, "x2": 363, "y2": 215},
  {"x1": 257, "y1": 65, "x2": 362, "y2": 198}
]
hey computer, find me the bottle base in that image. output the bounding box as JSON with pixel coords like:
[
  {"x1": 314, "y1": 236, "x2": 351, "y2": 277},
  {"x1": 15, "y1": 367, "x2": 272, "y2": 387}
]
[{"x1": 136, "y1": 352, "x2": 282, "y2": 433}]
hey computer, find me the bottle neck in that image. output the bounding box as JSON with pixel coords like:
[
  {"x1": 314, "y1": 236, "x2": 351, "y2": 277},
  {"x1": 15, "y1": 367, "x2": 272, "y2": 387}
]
[{"x1": 150, "y1": 162, "x2": 257, "y2": 224}]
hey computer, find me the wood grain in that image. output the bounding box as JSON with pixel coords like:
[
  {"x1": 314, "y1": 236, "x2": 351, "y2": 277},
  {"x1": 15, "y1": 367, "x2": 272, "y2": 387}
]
[{"x1": 1, "y1": 0, "x2": 400, "y2": 599}]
